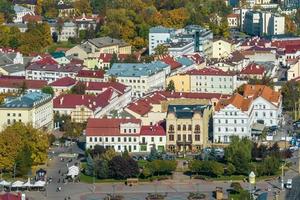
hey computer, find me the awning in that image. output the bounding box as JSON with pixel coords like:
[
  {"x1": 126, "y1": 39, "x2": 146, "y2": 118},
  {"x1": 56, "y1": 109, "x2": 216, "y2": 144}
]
[
  {"x1": 0, "y1": 180, "x2": 11, "y2": 186},
  {"x1": 11, "y1": 181, "x2": 24, "y2": 188},
  {"x1": 251, "y1": 123, "x2": 265, "y2": 133},
  {"x1": 33, "y1": 180, "x2": 46, "y2": 187}
]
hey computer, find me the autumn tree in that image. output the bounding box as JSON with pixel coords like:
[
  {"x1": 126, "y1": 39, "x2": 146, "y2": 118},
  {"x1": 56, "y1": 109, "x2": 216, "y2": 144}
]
[
  {"x1": 285, "y1": 15, "x2": 297, "y2": 34},
  {"x1": 74, "y1": 0, "x2": 93, "y2": 16},
  {"x1": 41, "y1": 86, "x2": 54, "y2": 96},
  {"x1": 0, "y1": 0, "x2": 15, "y2": 22},
  {"x1": 154, "y1": 44, "x2": 168, "y2": 55}
]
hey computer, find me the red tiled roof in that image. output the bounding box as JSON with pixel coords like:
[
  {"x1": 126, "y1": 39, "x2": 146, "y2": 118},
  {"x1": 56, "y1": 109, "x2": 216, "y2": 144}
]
[
  {"x1": 183, "y1": 53, "x2": 205, "y2": 65},
  {"x1": 227, "y1": 13, "x2": 239, "y2": 18},
  {"x1": 0, "y1": 75, "x2": 25, "y2": 79},
  {"x1": 215, "y1": 93, "x2": 252, "y2": 112},
  {"x1": 53, "y1": 88, "x2": 116, "y2": 111},
  {"x1": 27, "y1": 63, "x2": 83, "y2": 73},
  {"x1": 240, "y1": 63, "x2": 265, "y2": 75},
  {"x1": 185, "y1": 67, "x2": 235, "y2": 76},
  {"x1": 86, "y1": 118, "x2": 141, "y2": 136},
  {"x1": 77, "y1": 70, "x2": 104, "y2": 79},
  {"x1": 243, "y1": 84, "x2": 280, "y2": 104},
  {"x1": 159, "y1": 55, "x2": 182, "y2": 70},
  {"x1": 140, "y1": 125, "x2": 166, "y2": 136},
  {"x1": 49, "y1": 77, "x2": 77, "y2": 87},
  {"x1": 126, "y1": 91, "x2": 226, "y2": 116},
  {"x1": 271, "y1": 39, "x2": 300, "y2": 49},
  {"x1": 34, "y1": 56, "x2": 58, "y2": 65},
  {"x1": 22, "y1": 14, "x2": 42, "y2": 22},
  {"x1": 0, "y1": 78, "x2": 47, "y2": 89},
  {"x1": 83, "y1": 81, "x2": 127, "y2": 94}
]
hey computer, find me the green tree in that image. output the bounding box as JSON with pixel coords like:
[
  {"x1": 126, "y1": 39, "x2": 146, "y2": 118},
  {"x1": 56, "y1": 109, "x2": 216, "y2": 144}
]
[
  {"x1": 260, "y1": 155, "x2": 280, "y2": 176},
  {"x1": 109, "y1": 156, "x2": 139, "y2": 179},
  {"x1": 101, "y1": 148, "x2": 117, "y2": 162},
  {"x1": 95, "y1": 159, "x2": 109, "y2": 179},
  {"x1": 41, "y1": 86, "x2": 54, "y2": 96},
  {"x1": 110, "y1": 52, "x2": 119, "y2": 68},
  {"x1": 85, "y1": 153, "x2": 94, "y2": 176},
  {"x1": 226, "y1": 163, "x2": 236, "y2": 176},
  {"x1": 147, "y1": 148, "x2": 161, "y2": 161},
  {"x1": 166, "y1": 80, "x2": 175, "y2": 92},
  {"x1": 15, "y1": 145, "x2": 32, "y2": 177},
  {"x1": 225, "y1": 136, "x2": 252, "y2": 175},
  {"x1": 0, "y1": 0, "x2": 15, "y2": 22},
  {"x1": 282, "y1": 80, "x2": 300, "y2": 112}
]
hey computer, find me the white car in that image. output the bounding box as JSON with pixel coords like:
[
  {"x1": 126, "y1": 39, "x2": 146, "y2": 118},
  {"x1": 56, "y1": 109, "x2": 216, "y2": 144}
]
[{"x1": 286, "y1": 179, "x2": 292, "y2": 189}]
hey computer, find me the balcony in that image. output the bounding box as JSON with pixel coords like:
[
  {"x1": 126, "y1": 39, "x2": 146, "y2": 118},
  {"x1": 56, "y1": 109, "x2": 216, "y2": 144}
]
[{"x1": 176, "y1": 140, "x2": 192, "y2": 146}]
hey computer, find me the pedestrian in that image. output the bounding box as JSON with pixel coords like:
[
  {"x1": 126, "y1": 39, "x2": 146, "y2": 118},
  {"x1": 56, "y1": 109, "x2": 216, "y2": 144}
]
[
  {"x1": 58, "y1": 178, "x2": 60, "y2": 183},
  {"x1": 59, "y1": 169, "x2": 61, "y2": 174}
]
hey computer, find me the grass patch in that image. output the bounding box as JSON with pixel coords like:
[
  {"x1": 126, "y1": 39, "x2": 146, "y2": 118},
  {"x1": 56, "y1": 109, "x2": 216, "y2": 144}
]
[
  {"x1": 46, "y1": 41, "x2": 76, "y2": 53},
  {"x1": 80, "y1": 173, "x2": 123, "y2": 184}
]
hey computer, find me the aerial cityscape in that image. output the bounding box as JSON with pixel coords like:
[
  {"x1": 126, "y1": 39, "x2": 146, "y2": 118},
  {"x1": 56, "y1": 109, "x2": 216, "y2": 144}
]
[{"x1": 1, "y1": 0, "x2": 300, "y2": 199}]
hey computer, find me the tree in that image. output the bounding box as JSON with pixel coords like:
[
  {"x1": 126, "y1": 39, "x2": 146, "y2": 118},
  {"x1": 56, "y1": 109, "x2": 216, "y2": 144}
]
[
  {"x1": 109, "y1": 156, "x2": 139, "y2": 179},
  {"x1": 101, "y1": 148, "x2": 117, "y2": 162},
  {"x1": 0, "y1": 0, "x2": 15, "y2": 22},
  {"x1": 63, "y1": 122, "x2": 84, "y2": 139},
  {"x1": 41, "y1": 86, "x2": 54, "y2": 96},
  {"x1": 225, "y1": 136, "x2": 252, "y2": 175},
  {"x1": 94, "y1": 159, "x2": 109, "y2": 179},
  {"x1": 110, "y1": 52, "x2": 118, "y2": 68},
  {"x1": 0, "y1": 123, "x2": 49, "y2": 171},
  {"x1": 166, "y1": 80, "x2": 175, "y2": 92},
  {"x1": 285, "y1": 15, "x2": 296, "y2": 34},
  {"x1": 147, "y1": 148, "x2": 161, "y2": 161},
  {"x1": 260, "y1": 155, "x2": 280, "y2": 176},
  {"x1": 15, "y1": 145, "x2": 32, "y2": 177},
  {"x1": 85, "y1": 153, "x2": 94, "y2": 176},
  {"x1": 282, "y1": 80, "x2": 300, "y2": 112},
  {"x1": 70, "y1": 82, "x2": 86, "y2": 94},
  {"x1": 226, "y1": 163, "x2": 235, "y2": 176},
  {"x1": 154, "y1": 44, "x2": 168, "y2": 55},
  {"x1": 74, "y1": 0, "x2": 93, "y2": 16}
]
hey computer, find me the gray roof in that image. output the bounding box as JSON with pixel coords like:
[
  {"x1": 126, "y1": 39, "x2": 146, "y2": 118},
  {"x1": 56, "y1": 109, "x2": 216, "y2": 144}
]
[
  {"x1": 1, "y1": 64, "x2": 25, "y2": 73},
  {"x1": 86, "y1": 37, "x2": 128, "y2": 48},
  {"x1": 149, "y1": 26, "x2": 174, "y2": 33},
  {"x1": 14, "y1": 5, "x2": 32, "y2": 13},
  {"x1": 0, "y1": 53, "x2": 16, "y2": 66},
  {"x1": 107, "y1": 61, "x2": 169, "y2": 77}
]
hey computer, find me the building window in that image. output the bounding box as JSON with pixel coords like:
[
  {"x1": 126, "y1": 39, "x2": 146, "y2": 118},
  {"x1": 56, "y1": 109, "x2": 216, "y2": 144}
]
[
  {"x1": 188, "y1": 134, "x2": 192, "y2": 141},
  {"x1": 188, "y1": 125, "x2": 192, "y2": 131},
  {"x1": 118, "y1": 145, "x2": 121, "y2": 150},
  {"x1": 18, "y1": 113, "x2": 21, "y2": 117},
  {"x1": 177, "y1": 135, "x2": 181, "y2": 141},
  {"x1": 218, "y1": 127, "x2": 221, "y2": 132},
  {"x1": 94, "y1": 137, "x2": 97, "y2": 142},
  {"x1": 133, "y1": 129, "x2": 136, "y2": 133},
  {"x1": 225, "y1": 120, "x2": 228, "y2": 124},
  {"x1": 169, "y1": 135, "x2": 174, "y2": 141},
  {"x1": 118, "y1": 137, "x2": 121, "y2": 142},
  {"x1": 129, "y1": 129, "x2": 131, "y2": 133},
  {"x1": 263, "y1": 112, "x2": 266, "y2": 117},
  {"x1": 105, "y1": 138, "x2": 108, "y2": 142},
  {"x1": 183, "y1": 125, "x2": 186, "y2": 131},
  {"x1": 194, "y1": 125, "x2": 200, "y2": 133},
  {"x1": 124, "y1": 137, "x2": 127, "y2": 142},
  {"x1": 133, "y1": 145, "x2": 136, "y2": 150},
  {"x1": 159, "y1": 137, "x2": 162, "y2": 142},
  {"x1": 225, "y1": 128, "x2": 228, "y2": 132},
  {"x1": 129, "y1": 137, "x2": 132, "y2": 142},
  {"x1": 169, "y1": 125, "x2": 174, "y2": 132},
  {"x1": 242, "y1": 128, "x2": 244, "y2": 132},
  {"x1": 124, "y1": 129, "x2": 126, "y2": 133},
  {"x1": 112, "y1": 138, "x2": 114, "y2": 142},
  {"x1": 89, "y1": 137, "x2": 92, "y2": 142},
  {"x1": 134, "y1": 138, "x2": 137, "y2": 142},
  {"x1": 234, "y1": 120, "x2": 237, "y2": 124},
  {"x1": 151, "y1": 137, "x2": 154, "y2": 142},
  {"x1": 195, "y1": 135, "x2": 200, "y2": 141},
  {"x1": 7, "y1": 113, "x2": 10, "y2": 116},
  {"x1": 177, "y1": 125, "x2": 181, "y2": 131}
]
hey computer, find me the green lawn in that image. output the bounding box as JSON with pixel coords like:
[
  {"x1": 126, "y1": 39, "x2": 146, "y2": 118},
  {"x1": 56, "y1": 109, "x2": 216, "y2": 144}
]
[
  {"x1": 80, "y1": 173, "x2": 123, "y2": 184},
  {"x1": 46, "y1": 41, "x2": 76, "y2": 53}
]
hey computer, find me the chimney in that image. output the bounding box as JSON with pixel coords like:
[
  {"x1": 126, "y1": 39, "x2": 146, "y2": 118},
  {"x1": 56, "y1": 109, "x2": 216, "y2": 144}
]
[
  {"x1": 81, "y1": 95, "x2": 84, "y2": 100},
  {"x1": 86, "y1": 82, "x2": 89, "y2": 87},
  {"x1": 93, "y1": 101, "x2": 96, "y2": 105}
]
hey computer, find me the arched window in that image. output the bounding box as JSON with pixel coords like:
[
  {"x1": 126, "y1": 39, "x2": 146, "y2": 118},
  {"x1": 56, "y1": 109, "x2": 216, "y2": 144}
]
[
  {"x1": 177, "y1": 125, "x2": 181, "y2": 131},
  {"x1": 183, "y1": 125, "x2": 186, "y2": 131},
  {"x1": 169, "y1": 125, "x2": 174, "y2": 132},
  {"x1": 195, "y1": 125, "x2": 200, "y2": 133}
]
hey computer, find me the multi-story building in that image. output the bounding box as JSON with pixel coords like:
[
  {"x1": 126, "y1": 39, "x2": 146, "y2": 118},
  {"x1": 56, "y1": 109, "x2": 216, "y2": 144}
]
[
  {"x1": 213, "y1": 84, "x2": 282, "y2": 143},
  {"x1": 13, "y1": 0, "x2": 37, "y2": 12},
  {"x1": 244, "y1": 11, "x2": 285, "y2": 36},
  {"x1": 49, "y1": 77, "x2": 77, "y2": 97},
  {"x1": 166, "y1": 104, "x2": 212, "y2": 153},
  {"x1": 0, "y1": 77, "x2": 47, "y2": 93},
  {"x1": 13, "y1": 5, "x2": 34, "y2": 23},
  {"x1": 227, "y1": 13, "x2": 240, "y2": 29},
  {"x1": 76, "y1": 70, "x2": 104, "y2": 82},
  {"x1": 149, "y1": 25, "x2": 213, "y2": 57},
  {"x1": 66, "y1": 37, "x2": 131, "y2": 60},
  {"x1": 105, "y1": 61, "x2": 170, "y2": 98},
  {"x1": 85, "y1": 118, "x2": 166, "y2": 153},
  {"x1": 25, "y1": 62, "x2": 84, "y2": 83},
  {"x1": 0, "y1": 92, "x2": 53, "y2": 131},
  {"x1": 187, "y1": 67, "x2": 238, "y2": 94},
  {"x1": 212, "y1": 39, "x2": 235, "y2": 59}
]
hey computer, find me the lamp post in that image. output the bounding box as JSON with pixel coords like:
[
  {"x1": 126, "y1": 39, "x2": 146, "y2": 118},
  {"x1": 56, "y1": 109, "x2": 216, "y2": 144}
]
[{"x1": 249, "y1": 171, "x2": 256, "y2": 199}]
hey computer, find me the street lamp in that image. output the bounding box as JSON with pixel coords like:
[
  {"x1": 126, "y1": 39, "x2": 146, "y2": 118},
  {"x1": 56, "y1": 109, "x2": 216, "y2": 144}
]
[{"x1": 249, "y1": 171, "x2": 256, "y2": 199}]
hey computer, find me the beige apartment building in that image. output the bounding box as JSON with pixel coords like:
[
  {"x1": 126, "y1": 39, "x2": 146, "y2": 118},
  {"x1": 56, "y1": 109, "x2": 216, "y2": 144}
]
[
  {"x1": 0, "y1": 92, "x2": 53, "y2": 131},
  {"x1": 166, "y1": 104, "x2": 212, "y2": 153}
]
